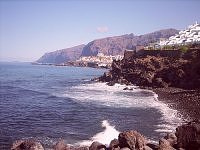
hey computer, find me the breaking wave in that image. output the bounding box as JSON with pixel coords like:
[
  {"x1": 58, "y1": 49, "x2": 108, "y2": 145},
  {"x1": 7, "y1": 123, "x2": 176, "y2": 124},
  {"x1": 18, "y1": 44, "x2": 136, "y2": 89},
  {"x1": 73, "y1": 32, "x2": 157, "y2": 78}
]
[
  {"x1": 77, "y1": 120, "x2": 120, "y2": 146},
  {"x1": 64, "y1": 82, "x2": 183, "y2": 139}
]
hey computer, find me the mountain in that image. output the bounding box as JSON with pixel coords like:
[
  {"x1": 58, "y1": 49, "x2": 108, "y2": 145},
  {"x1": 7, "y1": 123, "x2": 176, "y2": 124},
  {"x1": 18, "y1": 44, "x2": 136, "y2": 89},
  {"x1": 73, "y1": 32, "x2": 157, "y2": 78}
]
[
  {"x1": 37, "y1": 29, "x2": 178, "y2": 64},
  {"x1": 81, "y1": 29, "x2": 179, "y2": 56},
  {"x1": 36, "y1": 44, "x2": 85, "y2": 64}
]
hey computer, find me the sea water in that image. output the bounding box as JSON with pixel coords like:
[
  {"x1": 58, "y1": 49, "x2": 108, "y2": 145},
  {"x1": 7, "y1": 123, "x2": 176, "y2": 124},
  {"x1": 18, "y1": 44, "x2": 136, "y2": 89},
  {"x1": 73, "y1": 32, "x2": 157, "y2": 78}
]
[{"x1": 0, "y1": 62, "x2": 182, "y2": 149}]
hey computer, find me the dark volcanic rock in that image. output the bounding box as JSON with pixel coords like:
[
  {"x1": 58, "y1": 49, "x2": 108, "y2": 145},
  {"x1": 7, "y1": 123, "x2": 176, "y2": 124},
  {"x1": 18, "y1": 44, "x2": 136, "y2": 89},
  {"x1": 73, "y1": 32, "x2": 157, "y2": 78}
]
[
  {"x1": 158, "y1": 138, "x2": 175, "y2": 150},
  {"x1": 11, "y1": 139, "x2": 44, "y2": 150},
  {"x1": 109, "y1": 139, "x2": 120, "y2": 150},
  {"x1": 89, "y1": 142, "x2": 106, "y2": 150},
  {"x1": 164, "y1": 133, "x2": 177, "y2": 147},
  {"x1": 175, "y1": 120, "x2": 200, "y2": 150},
  {"x1": 99, "y1": 49, "x2": 200, "y2": 89},
  {"x1": 118, "y1": 130, "x2": 146, "y2": 150},
  {"x1": 54, "y1": 140, "x2": 69, "y2": 150},
  {"x1": 146, "y1": 143, "x2": 159, "y2": 150}
]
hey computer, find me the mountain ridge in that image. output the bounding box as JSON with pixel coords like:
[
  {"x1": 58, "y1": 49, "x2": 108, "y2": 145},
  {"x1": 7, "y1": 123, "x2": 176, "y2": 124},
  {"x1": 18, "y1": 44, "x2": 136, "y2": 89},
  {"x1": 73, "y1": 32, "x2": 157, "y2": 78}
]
[{"x1": 37, "y1": 28, "x2": 179, "y2": 64}]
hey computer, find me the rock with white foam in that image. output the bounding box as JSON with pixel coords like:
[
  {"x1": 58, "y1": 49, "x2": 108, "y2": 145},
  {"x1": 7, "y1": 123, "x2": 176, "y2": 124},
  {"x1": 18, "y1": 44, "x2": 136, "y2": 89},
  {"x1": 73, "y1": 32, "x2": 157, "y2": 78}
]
[{"x1": 118, "y1": 130, "x2": 146, "y2": 150}]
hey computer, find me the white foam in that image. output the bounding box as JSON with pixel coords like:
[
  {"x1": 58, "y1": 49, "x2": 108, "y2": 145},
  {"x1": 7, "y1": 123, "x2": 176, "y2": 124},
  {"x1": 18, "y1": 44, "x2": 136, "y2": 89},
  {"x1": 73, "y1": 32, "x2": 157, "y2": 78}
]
[
  {"x1": 76, "y1": 120, "x2": 119, "y2": 146},
  {"x1": 63, "y1": 82, "x2": 183, "y2": 140}
]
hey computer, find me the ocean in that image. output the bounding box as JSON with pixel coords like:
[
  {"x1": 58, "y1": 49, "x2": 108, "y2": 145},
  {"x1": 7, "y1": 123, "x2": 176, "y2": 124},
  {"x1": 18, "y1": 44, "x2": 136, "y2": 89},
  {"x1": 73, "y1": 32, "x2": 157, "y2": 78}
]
[{"x1": 0, "y1": 62, "x2": 182, "y2": 149}]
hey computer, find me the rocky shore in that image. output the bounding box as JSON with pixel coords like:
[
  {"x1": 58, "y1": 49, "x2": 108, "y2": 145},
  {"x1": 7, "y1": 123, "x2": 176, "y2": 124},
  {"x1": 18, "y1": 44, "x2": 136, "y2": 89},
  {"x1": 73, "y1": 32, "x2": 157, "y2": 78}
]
[
  {"x1": 97, "y1": 48, "x2": 200, "y2": 119},
  {"x1": 11, "y1": 120, "x2": 200, "y2": 150},
  {"x1": 98, "y1": 49, "x2": 200, "y2": 89},
  {"x1": 153, "y1": 87, "x2": 200, "y2": 120}
]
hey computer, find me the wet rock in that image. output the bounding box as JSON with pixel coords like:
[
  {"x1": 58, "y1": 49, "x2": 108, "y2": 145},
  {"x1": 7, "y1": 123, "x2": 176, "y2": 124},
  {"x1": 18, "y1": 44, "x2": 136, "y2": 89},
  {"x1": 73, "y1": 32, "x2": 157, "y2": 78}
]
[
  {"x1": 120, "y1": 148, "x2": 131, "y2": 150},
  {"x1": 107, "y1": 81, "x2": 116, "y2": 86},
  {"x1": 89, "y1": 141, "x2": 106, "y2": 150},
  {"x1": 146, "y1": 143, "x2": 159, "y2": 150},
  {"x1": 109, "y1": 139, "x2": 120, "y2": 150},
  {"x1": 175, "y1": 120, "x2": 200, "y2": 149},
  {"x1": 11, "y1": 139, "x2": 44, "y2": 150},
  {"x1": 118, "y1": 130, "x2": 146, "y2": 150},
  {"x1": 75, "y1": 146, "x2": 89, "y2": 150},
  {"x1": 54, "y1": 140, "x2": 69, "y2": 150},
  {"x1": 144, "y1": 145, "x2": 153, "y2": 150},
  {"x1": 158, "y1": 138, "x2": 175, "y2": 150},
  {"x1": 164, "y1": 133, "x2": 177, "y2": 147},
  {"x1": 123, "y1": 87, "x2": 133, "y2": 91}
]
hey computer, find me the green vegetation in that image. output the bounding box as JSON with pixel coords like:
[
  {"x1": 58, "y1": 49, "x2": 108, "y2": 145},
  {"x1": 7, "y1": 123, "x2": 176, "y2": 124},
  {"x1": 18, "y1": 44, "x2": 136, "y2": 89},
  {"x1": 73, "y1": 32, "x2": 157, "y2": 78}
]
[{"x1": 179, "y1": 45, "x2": 189, "y2": 53}]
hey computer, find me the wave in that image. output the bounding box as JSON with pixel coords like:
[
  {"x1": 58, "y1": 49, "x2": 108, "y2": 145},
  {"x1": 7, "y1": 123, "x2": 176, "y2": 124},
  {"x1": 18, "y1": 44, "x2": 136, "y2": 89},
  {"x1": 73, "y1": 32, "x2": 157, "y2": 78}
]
[
  {"x1": 64, "y1": 82, "x2": 183, "y2": 135},
  {"x1": 76, "y1": 120, "x2": 119, "y2": 146}
]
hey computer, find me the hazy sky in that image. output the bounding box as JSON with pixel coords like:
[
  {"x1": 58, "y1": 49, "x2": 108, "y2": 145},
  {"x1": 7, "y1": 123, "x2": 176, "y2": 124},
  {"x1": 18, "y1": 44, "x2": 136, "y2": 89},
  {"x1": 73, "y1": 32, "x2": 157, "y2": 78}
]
[{"x1": 0, "y1": 0, "x2": 199, "y2": 62}]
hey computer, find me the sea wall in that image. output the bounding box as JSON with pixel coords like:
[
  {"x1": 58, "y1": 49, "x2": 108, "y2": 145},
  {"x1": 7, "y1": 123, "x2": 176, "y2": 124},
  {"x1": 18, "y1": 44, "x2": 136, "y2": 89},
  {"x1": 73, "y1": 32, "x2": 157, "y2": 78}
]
[
  {"x1": 124, "y1": 49, "x2": 182, "y2": 60},
  {"x1": 137, "y1": 50, "x2": 182, "y2": 58}
]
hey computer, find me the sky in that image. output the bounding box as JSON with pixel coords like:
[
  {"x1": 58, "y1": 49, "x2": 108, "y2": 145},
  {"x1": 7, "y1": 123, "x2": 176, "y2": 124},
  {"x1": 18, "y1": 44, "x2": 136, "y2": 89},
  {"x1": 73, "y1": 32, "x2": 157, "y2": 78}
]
[{"x1": 0, "y1": 0, "x2": 200, "y2": 62}]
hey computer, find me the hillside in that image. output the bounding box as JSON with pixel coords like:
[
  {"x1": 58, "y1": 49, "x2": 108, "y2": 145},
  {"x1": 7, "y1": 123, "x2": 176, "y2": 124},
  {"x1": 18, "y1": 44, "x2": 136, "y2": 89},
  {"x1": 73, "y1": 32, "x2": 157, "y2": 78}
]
[
  {"x1": 36, "y1": 44, "x2": 85, "y2": 64},
  {"x1": 81, "y1": 29, "x2": 178, "y2": 56},
  {"x1": 36, "y1": 29, "x2": 178, "y2": 64}
]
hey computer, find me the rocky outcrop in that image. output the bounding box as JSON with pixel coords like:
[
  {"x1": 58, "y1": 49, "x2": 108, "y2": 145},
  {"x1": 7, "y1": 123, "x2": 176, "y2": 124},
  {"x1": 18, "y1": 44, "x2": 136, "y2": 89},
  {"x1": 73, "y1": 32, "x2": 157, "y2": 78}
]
[
  {"x1": 89, "y1": 142, "x2": 106, "y2": 150},
  {"x1": 11, "y1": 139, "x2": 44, "y2": 150},
  {"x1": 118, "y1": 130, "x2": 146, "y2": 150},
  {"x1": 54, "y1": 140, "x2": 69, "y2": 150},
  {"x1": 98, "y1": 48, "x2": 200, "y2": 89},
  {"x1": 175, "y1": 120, "x2": 200, "y2": 149}
]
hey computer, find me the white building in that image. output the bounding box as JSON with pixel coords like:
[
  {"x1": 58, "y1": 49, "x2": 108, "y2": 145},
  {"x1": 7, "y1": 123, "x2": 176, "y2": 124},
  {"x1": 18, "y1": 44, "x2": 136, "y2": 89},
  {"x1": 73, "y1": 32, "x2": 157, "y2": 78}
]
[{"x1": 159, "y1": 22, "x2": 200, "y2": 46}]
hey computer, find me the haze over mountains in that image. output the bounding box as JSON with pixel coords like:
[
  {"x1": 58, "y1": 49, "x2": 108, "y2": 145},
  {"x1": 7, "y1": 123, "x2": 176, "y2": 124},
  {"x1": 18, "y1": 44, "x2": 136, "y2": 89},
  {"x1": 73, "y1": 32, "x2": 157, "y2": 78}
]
[{"x1": 37, "y1": 29, "x2": 178, "y2": 64}]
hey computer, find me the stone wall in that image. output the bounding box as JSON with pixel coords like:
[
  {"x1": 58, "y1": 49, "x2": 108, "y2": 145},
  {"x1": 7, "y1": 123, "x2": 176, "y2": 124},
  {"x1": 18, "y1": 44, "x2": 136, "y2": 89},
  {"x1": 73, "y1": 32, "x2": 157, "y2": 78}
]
[{"x1": 137, "y1": 50, "x2": 182, "y2": 58}]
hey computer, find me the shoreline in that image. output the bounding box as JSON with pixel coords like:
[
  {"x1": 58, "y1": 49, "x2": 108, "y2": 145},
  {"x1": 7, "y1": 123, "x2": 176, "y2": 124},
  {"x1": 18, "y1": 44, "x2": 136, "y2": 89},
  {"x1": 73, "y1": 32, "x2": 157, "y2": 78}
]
[{"x1": 153, "y1": 87, "x2": 200, "y2": 121}]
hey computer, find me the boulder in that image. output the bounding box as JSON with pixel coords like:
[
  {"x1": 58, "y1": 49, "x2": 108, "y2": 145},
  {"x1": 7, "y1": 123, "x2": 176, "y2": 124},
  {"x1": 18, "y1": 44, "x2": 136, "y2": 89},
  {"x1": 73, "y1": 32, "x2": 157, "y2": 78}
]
[
  {"x1": 75, "y1": 146, "x2": 89, "y2": 150},
  {"x1": 175, "y1": 120, "x2": 200, "y2": 149},
  {"x1": 158, "y1": 138, "x2": 175, "y2": 150},
  {"x1": 109, "y1": 139, "x2": 120, "y2": 150},
  {"x1": 164, "y1": 133, "x2": 177, "y2": 147},
  {"x1": 144, "y1": 145, "x2": 153, "y2": 150},
  {"x1": 118, "y1": 130, "x2": 146, "y2": 150},
  {"x1": 89, "y1": 141, "x2": 106, "y2": 150},
  {"x1": 146, "y1": 143, "x2": 159, "y2": 150},
  {"x1": 120, "y1": 148, "x2": 131, "y2": 150},
  {"x1": 11, "y1": 139, "x2": 44, "y2": 150},
  {"x1": 54, "y1": 140, "x2": 69, "y2": 150}
]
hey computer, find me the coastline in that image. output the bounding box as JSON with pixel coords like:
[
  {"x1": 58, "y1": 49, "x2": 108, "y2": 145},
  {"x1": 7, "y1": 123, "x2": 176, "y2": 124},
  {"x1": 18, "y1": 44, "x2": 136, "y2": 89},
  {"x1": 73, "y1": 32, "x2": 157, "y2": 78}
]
[{"x1": 153, "y1": 87, "x2": 200, "y2": 121}]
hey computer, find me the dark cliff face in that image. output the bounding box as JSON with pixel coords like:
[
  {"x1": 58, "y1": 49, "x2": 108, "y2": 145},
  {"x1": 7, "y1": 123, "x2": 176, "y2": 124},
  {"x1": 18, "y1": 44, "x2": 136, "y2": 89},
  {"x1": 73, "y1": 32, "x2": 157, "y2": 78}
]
[
  {"x1": 36, "y1": 44, "x2": 85, "y2": 64},
  {"x1": 81, "y1": 29, "x2": 179, "y2": 56},
  {"x1": 99, "y1": 49, "x2": 200, "y2": 89}
]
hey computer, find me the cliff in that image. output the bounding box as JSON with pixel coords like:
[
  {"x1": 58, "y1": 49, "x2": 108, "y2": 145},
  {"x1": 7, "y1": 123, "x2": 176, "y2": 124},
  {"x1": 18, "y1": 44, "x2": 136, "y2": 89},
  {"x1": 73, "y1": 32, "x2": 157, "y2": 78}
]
[
  {"x1": 81, "y1": 29, "x2": 178, "y2": 56},
  {"x1": 98, "y1": 48, "x2": 200, "y2": 89},
  {"x1": 36, "y1": 44, "x2": 85, "y2": 64}
]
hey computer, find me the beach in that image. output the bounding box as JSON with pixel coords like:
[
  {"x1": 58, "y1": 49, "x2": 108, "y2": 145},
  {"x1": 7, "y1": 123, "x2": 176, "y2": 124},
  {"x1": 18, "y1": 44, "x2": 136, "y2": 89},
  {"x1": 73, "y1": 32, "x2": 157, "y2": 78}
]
[{"x1": 154, "y1": 87, "x2": 200, "y2": 121}]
